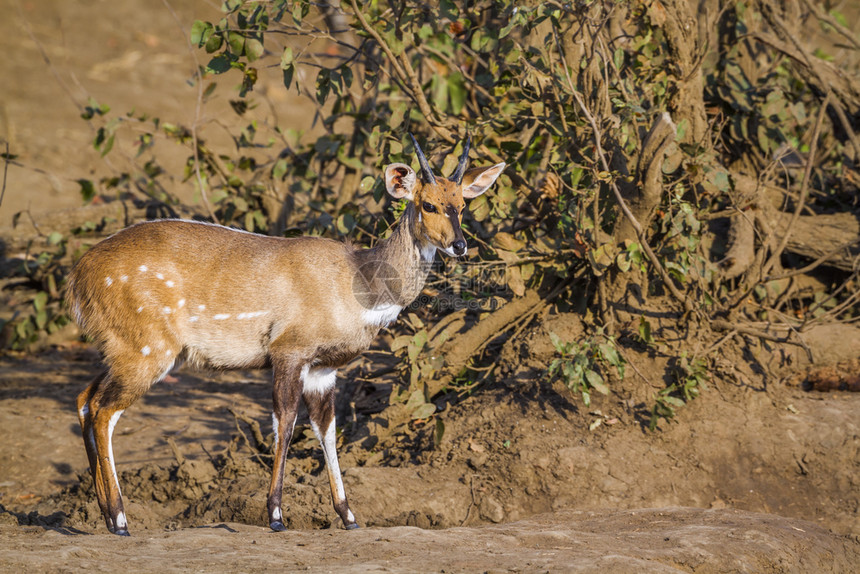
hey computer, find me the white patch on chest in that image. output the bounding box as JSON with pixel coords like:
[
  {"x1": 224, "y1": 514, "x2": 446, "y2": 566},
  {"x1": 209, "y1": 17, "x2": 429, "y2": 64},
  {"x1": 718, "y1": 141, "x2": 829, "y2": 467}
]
[
  {"x1": 420, "y1": 245, "x2": 437, "y2": 262},
  {"x1": 301, "y1": 366, "x2": 337, "y2": 395},
  {"x1": 362, "y1": 304, "x2": 403, "y2": 327}
]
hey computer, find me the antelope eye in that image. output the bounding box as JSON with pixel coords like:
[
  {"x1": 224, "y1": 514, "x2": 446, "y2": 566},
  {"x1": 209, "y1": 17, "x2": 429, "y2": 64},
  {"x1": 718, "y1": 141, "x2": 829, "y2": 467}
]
[{"x1": 422, "y1": 202, "x2": 437, "y2": 213}]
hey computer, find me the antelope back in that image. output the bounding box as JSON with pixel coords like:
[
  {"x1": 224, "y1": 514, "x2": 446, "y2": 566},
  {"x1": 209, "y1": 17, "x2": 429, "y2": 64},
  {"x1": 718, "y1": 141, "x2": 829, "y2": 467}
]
[{"x1": 67, "y1": 221, "x2": 371, "y2": 370}]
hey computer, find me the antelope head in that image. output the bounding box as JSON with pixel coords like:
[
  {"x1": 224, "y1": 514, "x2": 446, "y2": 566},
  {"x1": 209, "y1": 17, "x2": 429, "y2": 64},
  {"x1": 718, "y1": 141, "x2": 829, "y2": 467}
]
[{"x1": 384, "y1": 134, "x2": 506, "y2": 257}]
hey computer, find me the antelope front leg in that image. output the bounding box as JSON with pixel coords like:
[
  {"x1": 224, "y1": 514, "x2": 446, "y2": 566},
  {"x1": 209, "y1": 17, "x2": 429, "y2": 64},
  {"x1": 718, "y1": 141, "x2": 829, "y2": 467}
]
[
  {"x1": 267, "y1": 358, "x2": 304, "y2": 532},
  {"x1": 303, "y1": 368, "x2": 358, "y2": 530},
  {"x1": 91, "y1": 403, "x2": 129, "y2": 535},
  {"x1": 76, "y1": 374, "x2": 112, "y2": 532}
]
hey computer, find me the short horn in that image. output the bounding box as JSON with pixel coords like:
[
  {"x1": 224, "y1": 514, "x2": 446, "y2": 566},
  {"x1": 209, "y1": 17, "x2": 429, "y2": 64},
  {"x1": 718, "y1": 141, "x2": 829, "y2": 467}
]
[
  {"x1": 450, "y1": 135, "x2": 471, "y2": 184},
  {"x1": 409, "y1": 133, "x2": 436, "y2": 185}
]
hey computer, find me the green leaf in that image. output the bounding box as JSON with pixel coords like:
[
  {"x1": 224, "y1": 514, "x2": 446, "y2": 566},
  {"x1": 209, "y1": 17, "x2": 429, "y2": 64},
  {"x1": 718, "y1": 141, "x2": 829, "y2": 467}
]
[
  {"x1": 434, "y1": 417, "x2": 445, "y2": 447},
  {"x1": 227, "y1": 31, "x2": 245, "y2": 55},
  {"x1": 411, "y1": 402, "x2": 437, "y2": 420},
  {"x1": 272, "y1": 159, "x2": 288, "y2": 180},
  {"x1": 448, "y1": 72, "x2": 466, "y2": 115},
  {"x1": 77, "y1": 179, "x2": 96, "y2": 203},
  {"x1": 245, "y1": 37, "x2": 264, "y2": 61},
  {"x1": 638, "y1": 316, "x2": 653, "y2": 344},
  {"x1": 35, "y1": 310, "x2": 48, "y2": 330},
  {"x1": 613, "y1": 47, "x2": 624, "y2": 70},
  {"x1": 206, "y1": 54, "x2": 232, "y2": 74},
  {"x1": 549, "y1": 331, "x2": 563, "y2": 352},
  {"x1": 469, "y1": 194, "x2": 489, "y2": 221},
  {"x1": 315, "y1": 69, "x2": 331, "y2": 104},
  {"x1": 191, "y1": 20, "x2": 214, "y2": 47},
  {"x1": 204, "y1": 32, "x2": 223, "y2": 53},
  {"x1": 360, "y1": 176, "x2": 376, "y2": 193},
  {"x1": 586, "y1": 370, "x2": 609, "y2": 394},
  {"x1": 390, "y1": 334, "x2": 412, "y2": 352},
  {"x1": 282, "y1": 64, "x2": 295, "y2": 91},
  {"x1": 663, "y1": 395, "x2": 686, "y2": 408},
  {"x1": 221, "y1": 0, "x2": 241, "y2": 14},
  {"x1": 408, "y1": 330, "x2": 428, "y2": 362},
  {"x1": 33, "y1": 292, "x2": 48, "y2": 313},
  {"x1": 405, "y1": 389, "x2": 426, "y2": 410},
  {"x1": 280, "y1": 46, "x2": 294, "y2": 68}
]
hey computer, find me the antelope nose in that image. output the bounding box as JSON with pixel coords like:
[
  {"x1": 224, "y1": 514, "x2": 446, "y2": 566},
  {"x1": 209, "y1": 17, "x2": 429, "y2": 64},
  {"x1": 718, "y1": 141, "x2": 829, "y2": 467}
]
[{"x1": 452, "y1": 239, "x2": 467, "y2": 256}]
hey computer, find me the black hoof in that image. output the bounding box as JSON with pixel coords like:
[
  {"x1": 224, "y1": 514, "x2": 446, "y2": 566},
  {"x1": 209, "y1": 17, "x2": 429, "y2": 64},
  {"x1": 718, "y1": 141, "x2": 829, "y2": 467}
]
[
  {"x1": 114, "y1": 529, "x2": 130, "y2": 537},
  {"x1": 270, "y1": 521, "x2": 287, "y2": 532},
  {"x1": 345, "y1": 522, "x2": 360, "y2": 530}
]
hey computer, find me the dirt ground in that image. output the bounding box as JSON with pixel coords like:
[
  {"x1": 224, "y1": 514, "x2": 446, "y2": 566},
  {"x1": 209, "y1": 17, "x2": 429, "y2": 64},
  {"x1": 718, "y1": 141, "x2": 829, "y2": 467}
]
[{"x1": 1, "y1": 0, "x2": 859, "y2": 572}]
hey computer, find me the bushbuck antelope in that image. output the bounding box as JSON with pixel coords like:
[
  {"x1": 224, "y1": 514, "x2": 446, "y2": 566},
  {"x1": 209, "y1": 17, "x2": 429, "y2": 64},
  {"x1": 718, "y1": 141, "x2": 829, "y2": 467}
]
[{"x1": 66, "y1": 135, "x2": 506, "y2": 536}]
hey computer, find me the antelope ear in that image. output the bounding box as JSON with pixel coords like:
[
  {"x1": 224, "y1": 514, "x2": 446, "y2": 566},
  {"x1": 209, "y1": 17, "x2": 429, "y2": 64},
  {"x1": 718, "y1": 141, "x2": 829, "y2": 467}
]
[
  {"x1": 384, "y1": 163, "x2": 417, "y2": 200},
  {"x1": 461, "y1": 163, "x2": 506, "y2": 198}
]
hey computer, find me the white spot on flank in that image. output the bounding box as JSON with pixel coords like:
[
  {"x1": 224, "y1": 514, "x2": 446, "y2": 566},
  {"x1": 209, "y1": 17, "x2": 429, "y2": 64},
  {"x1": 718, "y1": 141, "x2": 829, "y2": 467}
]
[
  {"x1": 141, "y1": 346, "x2": 151, "y2": 356},
  {"x1": 105, "y1": 277, "x2": 113, "y2": 287},
  {"x1": 213, "y1": 313, "x2": 230, "y2": 320},
  {"x1": 189, "y1": 316, "x2": 199, "y2": 322},
  {"x1": 137, "y1": 306, "x2": 144, "y2": 313},
  {"x1": 138, "y1": 265, "x2": 148, "y2": 273},
  {"x1": 165, "y1": 280, "x2": 175, "y2": 288},
  {"x1": 236, "y1": 311, "x2": 268, "y2": 320},
  {"x1": 120, "y1": 275, "x2": 128, "y2": 282},
  {"x1": 163, "y1": 307, "x2": 172, "y2": 315},
  {"x1": 362, "y1": 304, "x2": 402, "y2": 327},
  {"x1": 177, "y1": 299, "x2": 185, "y2": 308},
  {"x1": 198, "y1": 305, "x2": 206, "y2": 311},
  {"x1": 165, "y1": 349, "x2": 172, "y2": 356},
  {"x1": 155, "y1": 273, "x2": 164, "y2": 280}
]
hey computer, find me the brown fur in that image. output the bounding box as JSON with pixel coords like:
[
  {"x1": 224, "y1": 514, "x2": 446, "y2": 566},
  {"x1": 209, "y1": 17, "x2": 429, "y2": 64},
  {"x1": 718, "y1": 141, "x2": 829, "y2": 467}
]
[{"x1": 66, "y1": 155, "x2": 506, "y2": 535}]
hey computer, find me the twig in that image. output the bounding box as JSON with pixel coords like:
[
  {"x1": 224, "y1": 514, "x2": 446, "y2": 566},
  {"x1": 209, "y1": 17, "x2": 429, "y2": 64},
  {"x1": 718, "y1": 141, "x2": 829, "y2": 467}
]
[
  {"x1": 165, "y1": 436, "x2": 186, "y2": 467},
  {"x1": 800, "y1": 0, "x2": 860, "y2": 50},
  {"x1": 827, "y1": 97, "x2": 860, "y2": 163},
  {"x1": 160, "y1": 0, "x2": 218, "y2": 223},
  {"x1": 0, "y1": 141, "x2": 9, "y2": 211},
  {"x1": 551, "y1": 24, "x2": 692, "y2": 313},
  {"x1": 14, "y1": 1, "x2": 85, "y2": 115},
  {"x1": 765, "y1": 237, "x2": 860, "y2": 282},
  {"x1": 762, "y1": 91, "x2": 830, "y2": 276},
  {"x1": 349, "y1": 0, "x2": 454, "y2": 143},
  {"x1": 227, "y1": 407, "x2": 269, "y2": 453},
  {"x1": 710, "y1": 319, "x2": 812, "y2": 361}
]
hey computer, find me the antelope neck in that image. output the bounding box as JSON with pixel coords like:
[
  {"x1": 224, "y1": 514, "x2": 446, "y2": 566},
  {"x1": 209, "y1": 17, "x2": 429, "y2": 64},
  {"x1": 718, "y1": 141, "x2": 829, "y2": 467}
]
[{"x1": 354, "y1": 203, "x2": 435, "y2": 308}]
